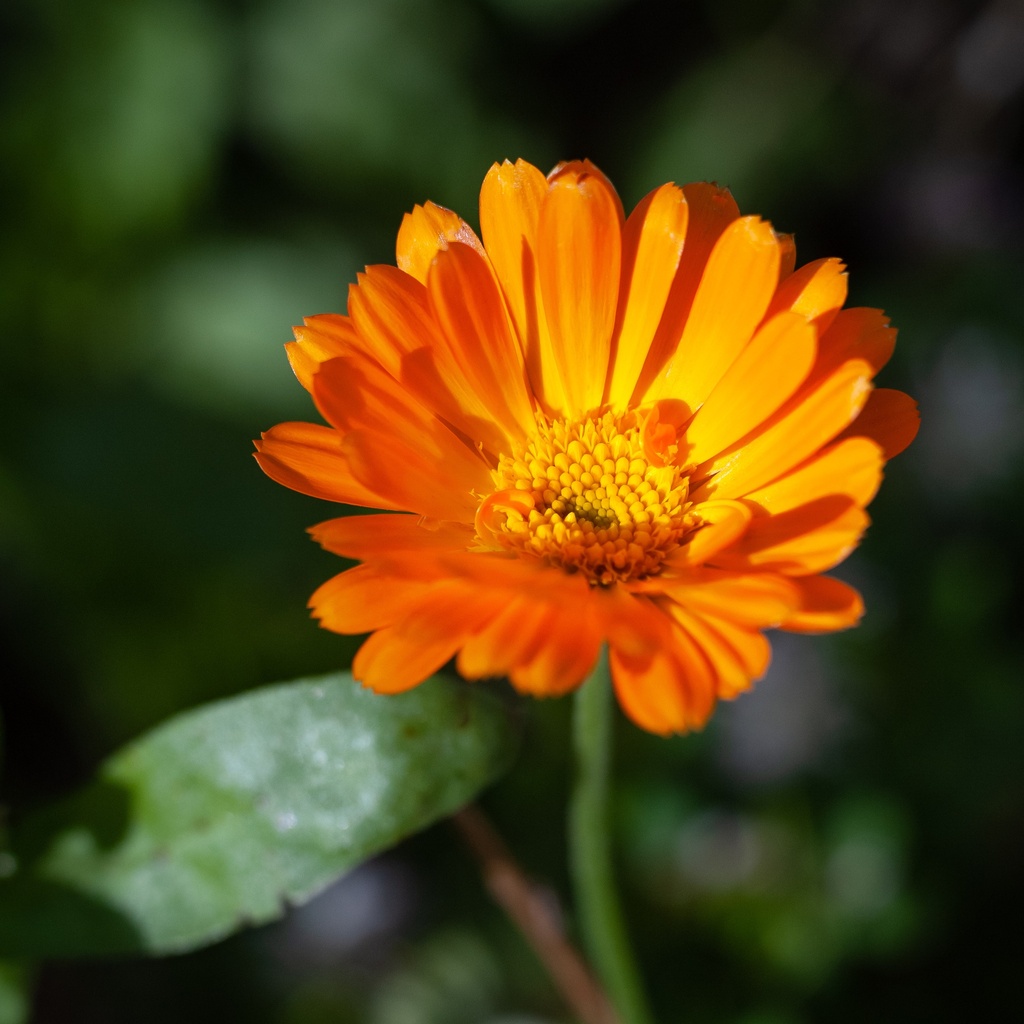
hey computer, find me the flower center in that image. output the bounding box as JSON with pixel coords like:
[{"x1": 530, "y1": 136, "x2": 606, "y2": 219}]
[{"x1": 475, "y1": 410, "x2": 698, "y2": 585}]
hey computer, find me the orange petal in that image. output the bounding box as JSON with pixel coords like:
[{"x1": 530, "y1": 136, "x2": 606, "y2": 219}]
[
  {"x1": 438, "y1": 552, "x2": 602, "y2": 605},
  {"x1": 346, "y1": 265, "x2": 511, "y2": 454},
  {"x1": 352, "y1": 624, "x2": 462, "y2": 694},
  {"x1": 711, "y1": 497, "x2": 869, "y2": 575},
  {"x1": 694, "y1": 358, "x2": 874, "y2": 500},
  {"x1": 605, "y1": 183, "x2": 689, "y2": 408},
  {"x1": 637, "y1": 567, "x2": 800, "y2": 628},
  {"x1": 630, "y1": 182, "x2": 741, "y2": 403},
  {"x1": 610, "y1": 622, "x2": 717, "y2": 734},
  {"x1": 310, "y1": 513, "x2": 472, "y2": 564},
  {"x1": 684, "y1": 311, "x2": 817, "y2": 464},
  {"x1": 287, "y1": 314, "x2": 359, "y2": 392},
  {"x1": 662, "y1": 601, "x2": 771, "y2": 700},
  {"x1": 765, "y1": 257, "x2": 848, "y2": 334},
  {"x1": 505, "y1": 599, "x2": 603, "y2": 697},
  {"x1": 780, "y1": 575, "x2": 864, "y2": 633},
  {"x1": 309, "y1": 565, "x2": 432, "y2": 634},
  {"x1": 537, "y1": 160, "x2": 624, "y2": 414},
  {"x1": 312, "y1": 356, "x2": 489, "y2": 521},
  {"x1": 478, "y1": 158, "x2": 567, "y2": 413},
  {"x1": 427, "y1": 241, "x2": 535, "y2": 441},
  {"x1": 836, "y1": 387, "x2": 920, "y2": 459},
  {"x1": 639, "y1": 215, "x2": 782, "y2": 408},
  {"x1": 812, "y1": 307, "x2": 896, "y2": 381},
  {"x1": 254, "y1": 421, "x2": 387, "y2": 507},
  {"x1": 455, "y1": 582, "x2": 602, "y2": 693},
  {"x1": 395, "y1": 201, "x2": 484, "y2": 284},
  {"x1": 456, "y1": 594, "x2": 551, "y2": 680},
  {"x1": 347, "y1": 264, "x2": 443, "y2": 375},
  {"x1": 352, "y1": 581, "x2": 506, "y2": 693},
  {"x1": 744, "y1": 436, "x2": 883, "y2": 514}
]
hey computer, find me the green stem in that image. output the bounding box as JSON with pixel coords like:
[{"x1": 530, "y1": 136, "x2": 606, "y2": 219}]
[{"x1": 570, "y1": 648, "x2": 655, "y2": 1024}]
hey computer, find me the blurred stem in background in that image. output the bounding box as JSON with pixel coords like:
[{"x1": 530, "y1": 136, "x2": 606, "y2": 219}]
[
  {"x1": 571, "y1": 649, "x2": 655, "y2": 1024},
  {"x1": 453, "y1": 805, "x2": 617, "y2": 1024}
]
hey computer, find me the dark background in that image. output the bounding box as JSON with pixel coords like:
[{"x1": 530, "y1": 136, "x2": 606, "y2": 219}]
[{"x1": 1, "y1": 0, "x2": 1023, "y2": 1021}]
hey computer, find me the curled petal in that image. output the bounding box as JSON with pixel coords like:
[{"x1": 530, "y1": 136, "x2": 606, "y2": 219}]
[
  {"x1": 780, "y1": 575, "x2": 864, "y2": 633},
  {"x1": 837, "y1": 387, "x2": 920, "y2": 459}
]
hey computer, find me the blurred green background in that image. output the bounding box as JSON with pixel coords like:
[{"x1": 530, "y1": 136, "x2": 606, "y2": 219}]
[{"x1": 2, "y1": 0, "x2": 1022, "y2": 1020}]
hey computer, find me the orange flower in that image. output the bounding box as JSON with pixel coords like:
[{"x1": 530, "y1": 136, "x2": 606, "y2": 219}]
[{"x1": 255, "y1": 159, "x2": 918, "y2": 734}]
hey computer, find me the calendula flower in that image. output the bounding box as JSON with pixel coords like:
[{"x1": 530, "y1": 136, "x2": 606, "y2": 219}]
[{"x1": 255, "y1": 159, "x2": 918, "y2": 734}]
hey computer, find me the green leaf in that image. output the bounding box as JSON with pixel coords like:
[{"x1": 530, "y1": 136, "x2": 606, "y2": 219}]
[{"x1": 0, "y1": 673, "x2": 518, "y2": 957}]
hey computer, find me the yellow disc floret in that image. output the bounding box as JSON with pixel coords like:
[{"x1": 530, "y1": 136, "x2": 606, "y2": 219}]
[{"x1": 475, "y1": 410, "x2": 698, "y2": 584}]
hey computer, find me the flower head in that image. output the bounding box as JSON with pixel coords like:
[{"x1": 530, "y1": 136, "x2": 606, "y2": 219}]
[{"x1": 255, "y1": 159, "x2": 918, "y2": 734}]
